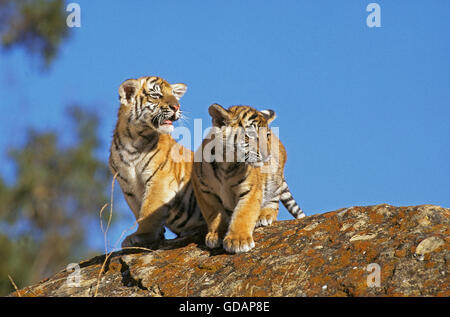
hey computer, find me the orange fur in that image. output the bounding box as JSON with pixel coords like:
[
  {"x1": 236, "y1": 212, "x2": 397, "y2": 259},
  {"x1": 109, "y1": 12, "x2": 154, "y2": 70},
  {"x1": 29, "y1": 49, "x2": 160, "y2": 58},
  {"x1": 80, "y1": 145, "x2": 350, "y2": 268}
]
[
  {"x1": 192, "y1": 104, "x2": 304, "y2": 253},
  {"x1": 109, "y1": 76, "x2": 204, "y2": 248}
]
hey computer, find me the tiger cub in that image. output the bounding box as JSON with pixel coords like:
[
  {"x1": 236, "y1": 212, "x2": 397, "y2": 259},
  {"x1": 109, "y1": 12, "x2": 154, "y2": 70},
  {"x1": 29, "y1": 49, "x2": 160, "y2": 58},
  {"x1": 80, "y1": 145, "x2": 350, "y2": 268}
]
[
  {"x1": 192, "y1": 104, "x2": 305, "y2": 253},
  {"x1": 109, "y1": 76, "x2": 205, "y2": 248}
]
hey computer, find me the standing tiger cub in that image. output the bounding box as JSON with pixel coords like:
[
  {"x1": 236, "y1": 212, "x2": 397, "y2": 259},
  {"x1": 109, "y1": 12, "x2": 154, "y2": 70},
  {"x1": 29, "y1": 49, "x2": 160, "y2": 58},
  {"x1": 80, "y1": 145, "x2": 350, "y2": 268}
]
[
  {"x1": 192, "y1": 104, "x2": 305, "y2": 253},
  {"x1": 109, "y1": 76, "x2": 205, "y2": 248}
]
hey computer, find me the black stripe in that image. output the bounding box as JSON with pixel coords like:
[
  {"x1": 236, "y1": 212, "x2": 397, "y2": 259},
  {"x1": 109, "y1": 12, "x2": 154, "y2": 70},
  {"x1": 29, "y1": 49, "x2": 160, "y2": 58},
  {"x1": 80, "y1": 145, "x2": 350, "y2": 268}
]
[
  {"x1": 280, "y1": 186, "x2": 290, "y2": 195},
  {"x1": 199, "y1": 161, "x2": 205, "y2": 178},
  {"x1": 114, "y1": 131, "x2": 123, "y2": 149},
  {"x1": 198, "y1": 176, "x2": 213, "y2": 191},
  {"x1": 145, "y1": 135, "x2": 158, "y2": 151},
  {"x1": 118, "y1": 151, "x2": 130, "y2": 167},
  {"x1": 113, "y1": 137, "x2": 131, "y2": 167},
  {"x1": 116, "y1": 173, "x2": 129, "y2": 184},
  {"x1": 224, "y1": 163, "x2": 239, "y2": 174},
  {"x1": 126, "y1": 126, "x2": 133, "y2": 139},
  {"x1": 109, "y1": 158, "x2": 117, "y2": 172},
  {"x1": 211, "y1": 161, "x2": 220, "y2": 180},
  {"x1": 239, "y1": 189, "x2": 251, "y2": 198},
  {"x1": 176, "y1": 192, "x2": 196, "y2": 229},
  {"x1": 124, "y1": 192, "x2": 135, "y2": 197},
  {"x1": 248, "y1": 113, "x2": 258, "y2": 122},
  {"x1": 230, "y1": 173, "x2": 248, "y2": 187},
  {"x1": 224, "y1": 208, "x2": 234, "y2": 216},
  {"x1": 109, "y1": 159, "x2": 129, "y2": 184},
  {"x1": 144, "y1": 162, "x2": 164, "y2": 185},
  {"x1": 201, "y1": 189, "x2": 223, "y2": 205},
  {"x1": 115, "y1": 132, "x2": 139, "y2": 156},
  {"x1": 281, "y1": 195, "x2": 294, "y2": 202},
  {"x1": 135, "y1": 95, "x2": 145, "y2": 120},
  {"x1": 129, "y1": 153, "x2": 143, "y2": 164},
  {"x1": 141, "y1": 149, "x2": 160, "y2": 174},
  {"x1": 143, "y1": 159, "x2": 169, "y2": 186},
  {"x1": 124, "y1": 148, "x2": 138, "y2": 156},
  {"x1": 169, "y1": 198, "x2": 186, "y2": 225},
  {"x1": 113, "y1": 134, "x2": 123, "y2": 154},
  {"x1": 172, "y1": 186, "x2": 190, "y2": 212},
  {"x1": 133, "y1": 97, "x2": 139, "y2": 120},
  {"x1": 187, "y1": 190, "x2": 196, "y2": 216},
  {"x1": 167, "y1": 185, "x2": 192, "y2": 227},
  {"x1": 160, "y1": 157, "x2": 169, "y2": 171},
  {"x1": 225, "y1": 163, "x2": 244, "y2": 179},
  {"x1": 138, "y1": 95, "x2": 144, "y2": 113},
  {"x1": 138, "y1": 130, "x2": 156, "y2": 143}
]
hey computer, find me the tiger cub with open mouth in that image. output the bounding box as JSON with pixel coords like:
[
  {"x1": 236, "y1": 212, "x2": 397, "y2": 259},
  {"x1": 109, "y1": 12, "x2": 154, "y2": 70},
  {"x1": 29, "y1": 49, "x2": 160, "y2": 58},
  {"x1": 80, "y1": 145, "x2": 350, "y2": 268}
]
[{"x1": 109, "y1": 76, "x2": 205, "y2": 248}]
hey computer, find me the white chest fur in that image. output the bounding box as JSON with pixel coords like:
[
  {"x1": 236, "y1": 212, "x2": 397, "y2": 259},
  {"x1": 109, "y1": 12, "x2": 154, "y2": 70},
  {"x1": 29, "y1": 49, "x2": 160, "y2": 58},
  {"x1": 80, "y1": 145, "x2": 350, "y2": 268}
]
[{"x1": 109, "y1": 129, "x2": 160, "y2": 217}]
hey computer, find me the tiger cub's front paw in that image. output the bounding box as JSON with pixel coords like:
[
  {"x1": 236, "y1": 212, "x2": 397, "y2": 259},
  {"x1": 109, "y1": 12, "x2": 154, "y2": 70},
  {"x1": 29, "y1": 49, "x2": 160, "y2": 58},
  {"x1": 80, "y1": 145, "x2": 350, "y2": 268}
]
[
  {"x1": 223, "y1": 233, "x2": 255, "y2": 253},
  {"x1": 205, "y1": 232, "x2": 221, "y2": 249}
]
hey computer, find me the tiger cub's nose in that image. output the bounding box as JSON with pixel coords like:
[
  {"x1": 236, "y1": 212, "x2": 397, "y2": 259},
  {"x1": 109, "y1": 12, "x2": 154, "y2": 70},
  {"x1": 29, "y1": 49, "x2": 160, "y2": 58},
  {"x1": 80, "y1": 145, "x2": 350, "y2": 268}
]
[{"x1": 169, "y1": 104, "x2": 180, "y2": 112}]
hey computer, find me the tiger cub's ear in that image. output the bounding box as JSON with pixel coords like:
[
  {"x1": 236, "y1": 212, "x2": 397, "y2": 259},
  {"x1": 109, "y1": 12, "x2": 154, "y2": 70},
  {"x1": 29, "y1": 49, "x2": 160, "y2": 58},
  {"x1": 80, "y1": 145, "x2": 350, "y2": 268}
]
[
  {"x1": 260, "y1": 109, "x2": 276, "y2": 124},
  {"x1": 119, "y1": 79, "x2": 140, "y2": 105},
  {"x1": 209, "y1": 103, "x2": 229, "y2": 126},
  {"x1": 171, "y1": 83, "x2": 187, "y2": 100}
]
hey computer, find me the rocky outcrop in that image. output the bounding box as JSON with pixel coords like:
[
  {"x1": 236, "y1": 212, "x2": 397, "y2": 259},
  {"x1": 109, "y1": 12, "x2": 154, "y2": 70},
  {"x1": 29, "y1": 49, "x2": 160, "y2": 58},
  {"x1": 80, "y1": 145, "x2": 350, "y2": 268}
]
[{"x1": 10, "y1": 204, "x2": 449, "y2": 297}]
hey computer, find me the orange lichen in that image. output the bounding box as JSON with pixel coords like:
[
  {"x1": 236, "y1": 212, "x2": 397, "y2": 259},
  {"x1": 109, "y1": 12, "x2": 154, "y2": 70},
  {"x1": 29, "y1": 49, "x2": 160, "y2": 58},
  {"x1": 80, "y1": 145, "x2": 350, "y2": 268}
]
[
  {"x1": 9, "y1": 204, "x2": 449, "y2": 297},
  {"x1": 394, "y1": 249, "x2": 407, "y2": 258},
  {"x1": 368, "y1": 209, "x2": 385, "y2": 224}
]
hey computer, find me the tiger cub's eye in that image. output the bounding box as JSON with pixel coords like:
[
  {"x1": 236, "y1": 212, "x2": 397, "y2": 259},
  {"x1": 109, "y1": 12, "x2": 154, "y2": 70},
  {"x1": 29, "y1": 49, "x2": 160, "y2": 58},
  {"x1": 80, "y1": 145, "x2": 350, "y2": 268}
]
[
  {"x1": 149, "y1": 84, "x2": 162, "y2": 99},
  {"x1": 150, "y1": 93, "x2": 161, "y2": 99}
]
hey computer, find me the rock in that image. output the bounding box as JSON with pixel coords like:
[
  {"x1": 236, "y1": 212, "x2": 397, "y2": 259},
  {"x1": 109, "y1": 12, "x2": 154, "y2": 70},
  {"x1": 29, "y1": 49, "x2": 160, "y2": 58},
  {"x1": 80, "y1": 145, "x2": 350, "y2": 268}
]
[
  {"x1": 349, "y1": 233, "x2": 377, "y2": 242},
  {"x1": 9, "y1": 204, "x2": 449, "y2": 297},
  {"x1": 415, "y1": 237, "x2": 445, "y2": 256}
]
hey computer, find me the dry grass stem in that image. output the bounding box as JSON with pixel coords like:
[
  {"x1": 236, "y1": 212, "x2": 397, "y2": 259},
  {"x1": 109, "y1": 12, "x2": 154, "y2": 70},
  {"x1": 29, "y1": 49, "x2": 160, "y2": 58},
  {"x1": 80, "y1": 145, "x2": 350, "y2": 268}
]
[{"x1": 8, "y1": 274, "x2": 21, "y2": 297}]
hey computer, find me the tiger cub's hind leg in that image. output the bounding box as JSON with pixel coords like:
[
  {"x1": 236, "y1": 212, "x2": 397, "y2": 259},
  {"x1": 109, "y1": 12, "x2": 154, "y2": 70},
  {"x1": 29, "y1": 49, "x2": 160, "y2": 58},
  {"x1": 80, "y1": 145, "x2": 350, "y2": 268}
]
[
  {"x1": 121, "y1": 229, "x2": 165, "y2": 249},
  {"x1": 256, "y1": 207, "x2": 279, "y2": 227},
  {"x1": 256, "y1": 189, "x2": 281, "y2": 227}
]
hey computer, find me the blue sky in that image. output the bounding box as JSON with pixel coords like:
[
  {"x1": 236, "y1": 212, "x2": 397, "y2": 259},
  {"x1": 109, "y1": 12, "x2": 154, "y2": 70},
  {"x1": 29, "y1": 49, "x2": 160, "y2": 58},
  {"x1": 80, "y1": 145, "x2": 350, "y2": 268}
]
[{"x1": 0, "y1": 0, "x2": 449, "y2": 250}]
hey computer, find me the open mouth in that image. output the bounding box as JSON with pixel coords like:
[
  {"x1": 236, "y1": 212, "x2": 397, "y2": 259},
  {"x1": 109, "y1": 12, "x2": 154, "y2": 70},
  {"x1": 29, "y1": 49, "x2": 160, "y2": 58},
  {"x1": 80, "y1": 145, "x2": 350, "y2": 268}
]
[{"x1": 160, "y1": 113, "x2": 178, "y2": 126}]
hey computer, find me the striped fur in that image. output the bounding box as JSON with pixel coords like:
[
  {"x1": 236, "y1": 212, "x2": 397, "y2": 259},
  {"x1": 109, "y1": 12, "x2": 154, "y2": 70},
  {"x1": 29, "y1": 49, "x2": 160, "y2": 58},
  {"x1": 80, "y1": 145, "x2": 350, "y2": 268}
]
[
  {"x1": 279, "y1": 179, "x2": 304, "y2": 219},
  {"x1": 109, "y1": 76, "x2": 205, "y2": 248},
  {"x1": 192, "y1": 104, "x2": 305, "y2": 253}
]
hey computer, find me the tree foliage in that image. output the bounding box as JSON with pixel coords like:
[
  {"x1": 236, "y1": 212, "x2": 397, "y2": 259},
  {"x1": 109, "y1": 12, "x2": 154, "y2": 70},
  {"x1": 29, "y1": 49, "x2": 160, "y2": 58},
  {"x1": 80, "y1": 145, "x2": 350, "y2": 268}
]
[
  {"x1": 0, "y1": 106, "x2": 113, "y2": 295},
  {"x1": 0, "y1": 0, "x2": 70, "y2": 67},
  {"x1": 0, "y1": 0, "x2": 117, "y2": 296}
]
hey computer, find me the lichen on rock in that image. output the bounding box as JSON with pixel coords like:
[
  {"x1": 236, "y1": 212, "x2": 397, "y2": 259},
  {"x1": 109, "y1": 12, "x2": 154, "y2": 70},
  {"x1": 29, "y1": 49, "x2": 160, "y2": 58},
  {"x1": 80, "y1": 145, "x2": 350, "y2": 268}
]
[{"x1": 10, "y1": 204, "x2": 449, "y2": 297}]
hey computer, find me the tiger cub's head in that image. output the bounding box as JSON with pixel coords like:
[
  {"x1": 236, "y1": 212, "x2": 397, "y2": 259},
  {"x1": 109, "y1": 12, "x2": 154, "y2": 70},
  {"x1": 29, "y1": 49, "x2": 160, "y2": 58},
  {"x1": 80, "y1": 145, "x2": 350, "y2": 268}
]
[
  {"x1": 118, "y1": 76, "x2": 187, "y2": 134},
  {"x1": 208, "y1": 104, "x2": 276, "y2": 167}
]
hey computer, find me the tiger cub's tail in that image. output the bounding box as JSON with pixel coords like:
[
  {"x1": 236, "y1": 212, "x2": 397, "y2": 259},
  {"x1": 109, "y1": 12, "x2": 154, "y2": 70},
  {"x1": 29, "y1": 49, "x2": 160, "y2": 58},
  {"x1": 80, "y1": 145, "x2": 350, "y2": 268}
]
[{"x1": 279, "y1": 179, "x2": 305, "y2": 219}]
